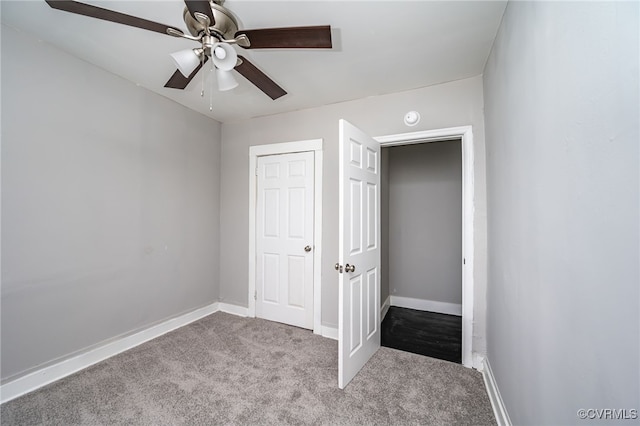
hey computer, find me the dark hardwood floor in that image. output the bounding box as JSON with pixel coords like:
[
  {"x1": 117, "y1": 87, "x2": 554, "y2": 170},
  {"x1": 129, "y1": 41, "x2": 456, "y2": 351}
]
[{"x1": 381, "y1": 306, "x2": 462, "y2": 363}]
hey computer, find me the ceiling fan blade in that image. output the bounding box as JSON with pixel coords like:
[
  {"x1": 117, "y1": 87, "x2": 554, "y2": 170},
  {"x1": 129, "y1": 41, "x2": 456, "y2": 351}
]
[
  {"x1": 235, "y1": 26, "x2": 332, "y2": 49},
  {"x1": 235, "y1": 56, "x2": 286, "y2": 100},
  {"x1": 164, "y1": 56, "x2": 209, "y2": 90},
  {"x1": 45, "y1": 1, "x2": 183, "y2": 36},
  {"x1": 184, "y1": 1, "x2": 215, "y2": 25}
]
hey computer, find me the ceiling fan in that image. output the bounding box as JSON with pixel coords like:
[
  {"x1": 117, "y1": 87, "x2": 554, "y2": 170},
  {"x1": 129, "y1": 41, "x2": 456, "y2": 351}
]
[{"x1": 45, "y1": 0, "x2": 333, "y2": 100}]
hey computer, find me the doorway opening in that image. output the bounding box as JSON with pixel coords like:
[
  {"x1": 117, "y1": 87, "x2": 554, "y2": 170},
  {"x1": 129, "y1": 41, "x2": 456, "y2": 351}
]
[
  {"x1": 335, "y1": 121, "x2": 475, "y2": 388},
  {"x1": 375, "y1": 126, "x2": 474, "y2": 367},
  {"x1": 380, "y1": 140, "x2": 462, "y2": 363}
]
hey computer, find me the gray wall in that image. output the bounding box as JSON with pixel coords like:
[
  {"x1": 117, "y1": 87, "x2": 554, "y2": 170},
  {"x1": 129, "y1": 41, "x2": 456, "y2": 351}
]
[
  {"x1": 220, "y1": 76, "x2": 488, "y2": 356},
  {"x1": 483, "y1": 2, "x2": 639, "y2": 424},
  {"x1": 380, "y1": 149, "x2": 390, "y2": 307},
  {"x1": 1, "y1": 25, "x2": 222, "y2": 381},
  {"x1": 386, "y1": 142, "x2": 461, "y2": 304}
]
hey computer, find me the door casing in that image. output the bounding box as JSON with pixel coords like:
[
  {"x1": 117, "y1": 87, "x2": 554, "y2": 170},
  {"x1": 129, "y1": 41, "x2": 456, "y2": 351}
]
[
  {"x1": 376, "y1": 126, "x2": 475, "y2": 368},
  {"x1": 248, "y1": 139, "x2": 323, "y2": 335}
]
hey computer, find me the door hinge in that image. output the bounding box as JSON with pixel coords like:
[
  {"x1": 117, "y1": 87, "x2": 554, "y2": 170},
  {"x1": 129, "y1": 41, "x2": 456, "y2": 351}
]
[
  {"x1": 463, "y1": 258, "x2": 466, "y2": 265},
  {"x1": 255, "y1": 167, "x2": 258, "y2": 176},
  {"x1": 254, "y1": 290, "x2": 257, "y2": 300}
]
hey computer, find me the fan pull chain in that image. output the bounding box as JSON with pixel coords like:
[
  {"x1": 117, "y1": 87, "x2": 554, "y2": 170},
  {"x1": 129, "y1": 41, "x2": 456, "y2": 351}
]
[
  {"x1": 210, "y1": 59, "x2": 215, "y2": 111},
  {"x1": 200, "y1": 54, "x2": 205, "y2": 98}
]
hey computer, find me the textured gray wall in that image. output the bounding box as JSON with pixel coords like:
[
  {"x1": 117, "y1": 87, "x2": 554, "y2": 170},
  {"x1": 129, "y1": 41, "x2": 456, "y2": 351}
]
[
  {"x1": 387, "y1": 142, "x2": 461, "y2": 304},
  {"x1": 1, "y1": 25, "x2": 222, "y2": 381},
  {"x1": 220, "y1": 76, "x2": 488, "y2": 357},
  {"x1": 483, "y1": 2, "x2": 639, "y2": 424}
]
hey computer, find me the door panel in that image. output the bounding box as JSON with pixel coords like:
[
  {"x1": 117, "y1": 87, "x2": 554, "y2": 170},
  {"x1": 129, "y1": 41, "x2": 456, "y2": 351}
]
[
  {"x1": 338, "y1": 120, "x2": 381, "y2": 389},
  {"x1": 256, "y1": 151, "x2": 314, "y2": 329}
]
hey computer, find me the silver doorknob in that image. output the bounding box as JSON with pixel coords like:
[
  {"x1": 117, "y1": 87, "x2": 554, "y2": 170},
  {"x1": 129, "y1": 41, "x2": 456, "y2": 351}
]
[
  {"x1": 345, "y1": 264, "x2": 356, "y2": 273},
  {"x1": 304, "y1": 245, "x2": 312, "y2": 252},
  {"x1": 335, "y1": 263, "x2": 343, "y2": 273}
]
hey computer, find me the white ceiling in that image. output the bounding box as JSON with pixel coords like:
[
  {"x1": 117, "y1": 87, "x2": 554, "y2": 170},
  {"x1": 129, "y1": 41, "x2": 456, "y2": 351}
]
[{"x1": 1, "y1": 0, "x2": 507, "y2": 122}]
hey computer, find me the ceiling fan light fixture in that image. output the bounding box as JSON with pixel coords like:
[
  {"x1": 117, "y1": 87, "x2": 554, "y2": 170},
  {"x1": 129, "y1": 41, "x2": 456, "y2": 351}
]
[
  {"x1": 211, "y1": 42, "x2": 237, "y2": 71},
  {"x1": 170, "y1": 48, "x2": 201, "y2": 77},
  {"x1": 214, "y1": 46, "x2": 226, "y2": 59},
  {"x1": 216, "y1": 68, "x2": 239, "y2": 91}
]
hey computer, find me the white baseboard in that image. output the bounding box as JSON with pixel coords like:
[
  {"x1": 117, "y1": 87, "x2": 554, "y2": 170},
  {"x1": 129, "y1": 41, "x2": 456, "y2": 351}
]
[
  {"x1": 321, "y1": 325, "x2": 338, "y2": 340},
  {"x1": 482, "y1": 357, "x2": 512, "y2": 426},
  {"x1": 390, "y1": 295, "x2": 462, "y2": 316},
  {"x1": 0, "y1": 301, "x2": 251, "y2": 404},
  {"x1": 380, "y1": 295, "x2": 391, "y2": 320},
  {"x1": 217, "y1": 302, "x2": 249, "y2": 317}
]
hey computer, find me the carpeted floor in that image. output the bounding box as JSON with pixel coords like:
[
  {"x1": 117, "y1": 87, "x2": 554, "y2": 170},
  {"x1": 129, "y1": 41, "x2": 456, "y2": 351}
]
[{"x1": 1, "y1": 312, "x2": 495, "y2": 425}]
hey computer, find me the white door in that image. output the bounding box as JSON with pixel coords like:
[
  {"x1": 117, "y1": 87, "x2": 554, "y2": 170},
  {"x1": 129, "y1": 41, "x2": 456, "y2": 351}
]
[
  {"x1": 338, "y1": 119, "x2": 381, "y2": 389},
  {"x1": 256, "y1": 151, "x2": 315, "y2": 329}
]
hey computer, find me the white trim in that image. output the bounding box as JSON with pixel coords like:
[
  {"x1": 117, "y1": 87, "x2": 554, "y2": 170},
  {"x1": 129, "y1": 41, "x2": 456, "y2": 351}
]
[
  {"x1": 375, "y1": 125, "x2": 473, "y2": 146},
  {"x1": 482, "y1": 358, "x2": 512, "y2": 426},
  {"x1": 313, "y1": 149, "x2": 323, "y2": 335},
  {"x1": 248, "y1": 139, "x2": 323, "y2": 334},
  {"x1": 321, "y1": 325, "x2": 338, "y2": 340},
  {"x1": 380, "y1": 295, "x2": 391, "y2": 320},
  {"x1": 375, "y1": 126, "x2": 475, "y2": 368},
  {"x1": 390, "y1": 296, "x2": 462, "y2": 316},
  {"x1": 0, "y1": 302, "x2": 220, "y2": 404},
  {"x1": 249, "y1": 140, "x2": 322, "y2": 157},
  {"x1": 218, "y1": 302, "x2": 249, "y2": 317},
  {"x1": 473, "y1": 353, "x2": 485, "y2": 371}
]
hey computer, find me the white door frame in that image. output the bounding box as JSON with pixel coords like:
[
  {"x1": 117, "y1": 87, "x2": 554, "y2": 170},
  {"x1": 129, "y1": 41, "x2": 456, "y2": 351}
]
[
  {"x1": 375, "y1": 126, "x2": 475, "y2": 368},
  {"x1": 248, "y1": 139, "x2": 323, "y2": 334}
]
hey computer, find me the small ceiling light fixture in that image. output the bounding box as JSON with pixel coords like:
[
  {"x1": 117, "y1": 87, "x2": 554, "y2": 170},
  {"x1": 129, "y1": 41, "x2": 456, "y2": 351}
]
[
  {"x1": 404, "y1": 111, "x2": 421, "y2": 127},
  {"x1": 211, "y1": 43, "x2": 237, "y2": 71},
  {"x1": 170, "y1": 48, "x2": 202, "y2": 77},
  {"x1": 216, "y1": 68, "x2": 239, "y2": 91}
]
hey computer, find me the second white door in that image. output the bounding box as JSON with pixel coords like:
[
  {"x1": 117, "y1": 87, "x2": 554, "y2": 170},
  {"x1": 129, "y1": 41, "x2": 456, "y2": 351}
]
[
  {"x1": 256, "y1": 151, "x2": 315, "y2": 329},
  {"x1": 338, "y1": 119, "x2": 381, "y2": 389}
]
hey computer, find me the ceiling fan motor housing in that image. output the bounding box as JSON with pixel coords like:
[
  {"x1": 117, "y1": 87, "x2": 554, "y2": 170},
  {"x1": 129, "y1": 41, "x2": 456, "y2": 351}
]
[{"x1": 183, "y1": 3, "x2": 238, "y2": 40}]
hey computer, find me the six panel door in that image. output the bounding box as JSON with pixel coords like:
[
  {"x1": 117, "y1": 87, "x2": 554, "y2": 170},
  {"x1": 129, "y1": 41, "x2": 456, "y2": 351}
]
[
  {"x1": 256, "y1": 151, "x2": 315, "y2": 329},
  {"x1": 338, "y1": 119, "x2": 381, "y2": 389}
]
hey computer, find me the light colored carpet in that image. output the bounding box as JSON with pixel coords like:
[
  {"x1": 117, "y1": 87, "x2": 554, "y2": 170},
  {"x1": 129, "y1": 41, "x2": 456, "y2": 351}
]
[{"x1": 1, "y1": 312, "x2": 495, "y2": 425}]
